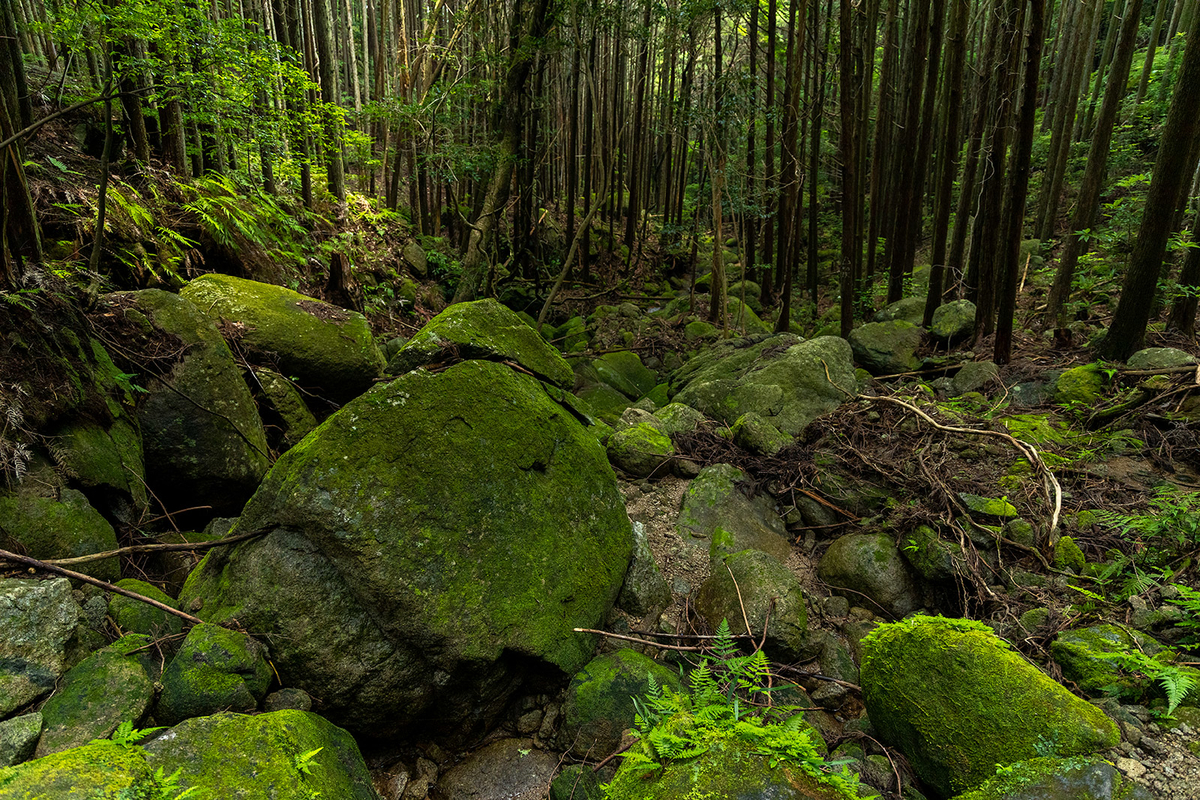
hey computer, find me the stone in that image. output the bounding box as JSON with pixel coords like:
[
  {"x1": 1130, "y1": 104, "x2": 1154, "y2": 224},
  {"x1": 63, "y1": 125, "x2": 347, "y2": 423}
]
[
  {"x1": 0, "y1": 713, "x2": 41, "y2": 768},
  {"x1": 0, "y1": 487, "x2": 120, "y2": 582},
  {"x1": 617, "y1": 522, "x2": 671, "y2": 617},
  {"x1": 860, "y1": 616, "x2": 1120, "y2": 796},
  {"x1": 818, "y1": 534, "x2": 920, "y2": 619},
  {"x1": 386, "y1": 298, "x2": 572, "y2": 388},
  {"x1": 48, "y1": 418, "x2": 146, "y2": 516},
  {"x1": 1050, "y1": 624, "x2": 1169, "y2": 699},
  {"x1": 671, "y1": 335, "x2": 856, "y2": 436},
  {"x1": 930, "y1": 300, "x2": 977, "y2": 342},
  {"x1": 1126, "y1": 347, "x2": 1196, "y2": 370},
  {"x1": 958, "y1": 493, "x2": 1018, "y2": 520},
  {"x1": 592, "y1": 351, "x2": 658, "y2": 400},
  {"x1": 848, "y1": 321, "x2": 923, "y2": 376},
  {"x1": 0, "y1": 740, "x2": 155, "y2": 797},
  {"x1": 35, "y1": 647, "x2": 154, "y2": 756},
  {"x1": 180, "y1": 360, "x2": 632, "y2": 735},
  {"x1": 900, "y1": 525, "x2": 963, "y2": 582},
  {"x1": 731, "y1": 411, "x2": 793, "y2": 456},
  {"x1": 156, "y1": 623, "x2": 272, "y2": 725},
  {"x1": 950, "y1": 756, "x2": 1153, "y2": 800},
  {"x1": 873, "y1": 297, "x2": 926, "y2": 325},
  {"x1": 655, "y1": 403, "x2": 705, "y2": 436},
  {"x1": 434, "y1": 738, "x2": 558, "y2": 800},
  {"x1": 554, "y1": 316, "x2": 588, "y2": 352},
  {"x1": 952, "y1": 361, "x2": 1000, "y2": 396},
  {"x1": 607, "y1": 423, "x2": 675, "y2": 478},
  {"x1": 264, "y1": 688, "x2": 313, "y2": 712},
  {"x1": 108, "y1": 579, "x2": 183, "y2": 638},
  {"x1": 250, "y1": 368, "x2": 318, "y2": 449},
  {"x1": 181, "y1": 273, "x2": 384, "y2": 402},
  {"x1": 142, "y1": 710, "x2": 378, "y2": 799},
  {"x1": 117, "y1": 289, "x2": 270, "y2": 515},
  {"x1": 684, "y1": 319, "x2": 720, "y2": 341},
  {"x1": 1053, "y1": 364, "x2": 1106, "y2": 406},
  {"x1": 696, "y1": 549, "x2": 809, "y2": 661},
  {"x1": 402, "y1": 242, "x2": 428, "y2": 277},
  {"x1": 0, "y1": 578, "x2": 82, "y2": 717},
  {"x1": 677, "y1": 464, "x2": 791, "y2": 563}
]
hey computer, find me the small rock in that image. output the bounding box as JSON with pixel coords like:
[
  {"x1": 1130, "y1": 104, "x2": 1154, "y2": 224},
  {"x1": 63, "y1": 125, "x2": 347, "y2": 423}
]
[
  {"x1": 264, "y1": 687, "x2": 313, "y2": 712},
  {"x1": 1116, "y1": 756, "x2": 1147, "y2": 778},
  {"x1": 0, "y1": 712, "x2": 42, "y2": 767}
]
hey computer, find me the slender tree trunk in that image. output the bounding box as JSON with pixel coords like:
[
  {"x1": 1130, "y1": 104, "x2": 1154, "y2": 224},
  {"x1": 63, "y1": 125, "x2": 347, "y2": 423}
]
[
  {"x1": 1136, "y1": 0, "x2": 1173, "y2": 105},
  {"x1": 1168, "y1": 205, "x2": 1200, "y2": 334},
  {"x1": 314, "y1": 0, "x2": 346, "y2": 201}
]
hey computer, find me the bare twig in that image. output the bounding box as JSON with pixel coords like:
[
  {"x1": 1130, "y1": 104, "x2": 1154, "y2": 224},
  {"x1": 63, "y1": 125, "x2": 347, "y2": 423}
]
[
  {"x1": 43, "y1": 528, "x2": 266, "y2": 567},
  {"x1": 573, "y1": 628, "x2": 702, "y2": 652}
]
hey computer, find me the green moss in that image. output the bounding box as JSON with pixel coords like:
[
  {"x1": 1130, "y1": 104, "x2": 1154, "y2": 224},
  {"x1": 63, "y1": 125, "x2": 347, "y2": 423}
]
[
  {"x1": 0, "y1": 740, "x2": 154, "y2": 798},
  {"x1": 958, "y1": 493, "x2": 1018, "y2": 519},
  {"x1": 1053, "y1": 536, "x2": 1086, "y2": 573},
  {"x1": 1054, "y1": 364, "x2": 1107, "y2": 407},
  {"x1": 1002, "y1": 414, "x2": 1069, "y2": 446},
  {"x1": 953, "y1": 756, "x2": 1146, "y2": 800},
  {"x1": 156, "y1": 623, "x2": 271, "y2": 725},
  {"x1": 109, "y1": 579, "x2": 182, "y2": 638},
  {"x1": 1050, "y1": 624, "x2": 1160, "y2": 698},
  {"x1": 860, "y1": 615, "x2": 1119, "y2": 797},
  {"x1": 0, "y1": 488, "x2": 119, "y2": 582},
  {"x1": 35, "y1": 649, "x2": 153, "y2": 756},
  {"x1": 607, "y1": 422, "x2": 674, "y2": 478}
]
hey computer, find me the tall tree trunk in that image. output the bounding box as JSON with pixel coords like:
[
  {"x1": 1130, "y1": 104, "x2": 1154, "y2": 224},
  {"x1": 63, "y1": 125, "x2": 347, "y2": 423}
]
[
  {"x1": 314, "y1": 0, "x2": 347, "y2": 201},
  {"x1": 1136, "y1": 0, "x2": 1173, "y2": 105},
  {"x1": 838, "y1": 0, "x2": 860, "y2": 338}
]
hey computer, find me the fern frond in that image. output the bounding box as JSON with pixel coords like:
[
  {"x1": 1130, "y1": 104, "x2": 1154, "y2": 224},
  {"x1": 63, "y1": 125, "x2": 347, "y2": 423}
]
[{"x1": 713, "y1": 619, "x2": 738, "y2": 660}]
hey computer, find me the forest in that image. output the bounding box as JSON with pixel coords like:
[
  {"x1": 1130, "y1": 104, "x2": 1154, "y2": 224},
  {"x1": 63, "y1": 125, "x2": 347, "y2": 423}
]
[{"x1": 2, "y1": 0, "x2": 1200, "y2": 797}]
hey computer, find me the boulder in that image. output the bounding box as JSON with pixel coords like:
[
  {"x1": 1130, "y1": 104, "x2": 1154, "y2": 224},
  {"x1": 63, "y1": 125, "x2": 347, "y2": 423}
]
[
  {"x1": 156, "y1": 623, "x2": 272, "y2": 725},
  {"x1": 617, "y1": 521, "x2": 671, "y2": 617},
  {"x1": 696, "y1": 549, "x2": 809, "y2": 661},
  {"x1": 847, "y1": 321, "x2": 922, "y2": 375},
  {"x1": 386, "y1": 298, "x2": 572, "y2": 388},
  {"x1": 930, "y1": 300, "x2": 977, "y2": 342},
  {"x1": 181, "y1": 273, "x2": 385, "y2": 402},
  {"x1": 1050, "y1": 624, "x2": 1167, "y2": 699},
  {"x1": 818, "y1": 534, "x2": 920, "y2": 619},
  {"x1": 602, "y1": 732, "x2": 861, "y2": 800},
  {"x1": 949, "y1": 756, "x2": 1153, "y2": 800},
  {"x1": 108, "y1": 579, "x2": 182, "y2": 638},
  {"x1": 0, "y1": 487, "x2": 119, "y2": 582},
  {"x1": 731, "y1": 411, "x2": 792, "y2": 456},
  {"x1": 118, "y1": 289, "x2": 270, "y2": 515},
  {"x1": 402, "y1": 241, "x2": 428, "y2": 277},
  {"x1": 34, "y1": 647, "x2": 154, "y2": 756},
  {"x1": 179, "y1": 360, "x2": 632, "y2": 734},
  {"x1": 0, "y1": 578, "x2": 83, "y2": 717},
  {"x1": 607, "y1": 423, "x2": 674, "y2": 478},
  {"x1": 558, "y1": 649, "x2": 684, "y2": 759},
  {"x1": 574, "y1": 382, "x2": 632, "y2": 424},
  {"x1": 900, "y1": 525, "x2": 963, "y2": 582},
  {"x1": 1126, "y1": 347, "x2": 1196, "y2": 370},
  {"x1": 0, "y1": 713, "x2": 41, "y2": 768},
  {"x1": 434, "y1": 738, "x2": 558, "y2": 800},
  {"x1": 678, "y1": 464, "x2": 791, "y2": 564},
  {"x1": 592, "y1": 351, "x2": 658, "y2": 399},
  {"x1": 1052, "y1": 364, "x2": 1106, "y2": 406},
  {"x1": 47, "y1": 418, "x2": 146, "y2": 518},
  {"x1": 250, "y1": 368, "x2": 318, "y2": 449},
  {"x1": 264, "y1": 688, "x2": 313, "y2": 712},
  {"x1": 952, "y1": 361, "x2": 1000, "y2": 395},
  {"x1": 671, "y1": 335, "x2": 855, "y2": 435},
  {"x1": 0, "y1": 740, "x2": 155, "y2": 798},
  {"x1": 142, "y1": 710, "x2": 379, "y2": 799},
  {"x1": 655, "y1": 402, "x2": 706, "y2": 436},
  {"x1": 873, "y1": 297, "x2": 926, "y2": 325},
  {"x1": 860, "y1": 615, "x2": 1120, "y2": 797}
]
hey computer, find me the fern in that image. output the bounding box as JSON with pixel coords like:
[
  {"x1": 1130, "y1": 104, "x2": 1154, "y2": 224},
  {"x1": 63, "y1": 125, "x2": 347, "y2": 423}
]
[{"x1": 1096, "y1": 648, "x2": 1200, "y2": 716}]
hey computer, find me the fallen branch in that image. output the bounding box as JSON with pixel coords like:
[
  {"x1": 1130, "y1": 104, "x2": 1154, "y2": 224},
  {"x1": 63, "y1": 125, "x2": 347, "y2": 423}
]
[
  {"x1": 573, "y1": 628, "x2": 703, "y2": 652},
  {"x1": 43, "y1": 528, "x2": 267, "y2": 567},
  {"x1": 0, "y1": 548, "x2": 203, "y2": 626}
]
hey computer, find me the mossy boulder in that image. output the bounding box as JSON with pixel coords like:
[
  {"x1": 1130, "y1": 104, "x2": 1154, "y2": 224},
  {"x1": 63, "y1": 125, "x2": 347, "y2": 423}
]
[
  {"x1": 592, "y1": 351, "x2": 658, "y2": 399},
  {"x1": 0, "y1": 740, "x2": 157, "y2": 798},
  {"x1": 250, "y1": 368, "x2": 317, "y2": 449},
  {"x1": 685, "y1": 318, "x2": 720, "y2": 341},
  {"x1": 930, "y1": 300, "x2": 977, "y2": 342},
  {"x1": 142, "y1": 710, "x2": 379, "y2": 799},
  {"x1": 34, "y1": 647, "x2": 154, "y2": 756},
  {"x1": 901, "y1": 525, "x2": 964, "y2": 582},
  {"x1": 949, "y1": 756, "x2": 1152, "y2": 800},
  {"x1": 678, "y1": 464, "x2": 791, "y2": 563},
  {"x1": 0, "y1": 578, "x2": 82, "y2": 717},
  {"x1": 818, "y1": 534, "x2": 920, "y2": 619},
  {"x1": 558, "y1": 649, "x2": 684, "y2": 759},
  {"x1": 847, "y1": 320, "x2": 923, "y2": 376},
  {"x1": 873, "y1": 297, "x2": 926, "y2": 325},
  {"x1": 117, "y1": 289, "x2": 270, "y2": 515},
  {"x1": 617, "y1": 521, "x2": 671, "y2": 618},
  {"x1": 108, "y1": 579, "x2": 183, "y2": 638},
  {"x1": 47, "y1": 418, "x2": 146, "y2": 516},
  {"x1": 607, "y1": 422, "x2": 674, "y2": 478},
  {"x1": 697, "y1": 549, "x2": 809, "y2": 661},
  {"x1": 555, "y1": 316, "x2": 589, "y2": 352},
  {"x1": 1050, "y1": 624, "x2": 1165, "y2": 699},
  {"x1": 860, "y1": 616, "x2": 1120, "y2": 797},
  {"x1": 0, "y1": 487, "x2": 119, "y2": 582},
  {"x1": 603, "y1": 732, "x2": 860, "y2": 800},
  {"x1": 0, "y1": 713, "x2": 40, "y2": 768},
  {"x1": 181, "y1": 273, "x2": 385, "y2": 402},
  {"x1": 1052, "y1": 364, "x2": 1106, "y2": 406},
  {"x1": 671, "y1": 335, "x2": 855, "y2": 436},
  {"x1": 574, "y1": 382, "x2": 632, "y2": 424},
  {"x1": 655, "y1": 402, "x2": 706, "y2": 436},
  {"x1": 958, "y1": 493, "x2": 1018, "y2": 521},
  {"x1": 1053, "y1": 535, "x2": 1086, "y2": 573},
  {"x1": 1126, "y1": 347, "x2": 1196, "y2": 370},
  {"x1": 731, "y1": 411, "x2": 793, "y2": 456},
  {"x1": 179, "y1": 360, "x2": 632, "y2": 735},
  {"x1": 156, "y1": 623, "x2": 272, "y2": 725},
  {"x1": 952, "y1": 361, "x2": 1000, "y2": 396},
  {"x1": 386, "y1": 298, "x2": 572, "y2": 388}
]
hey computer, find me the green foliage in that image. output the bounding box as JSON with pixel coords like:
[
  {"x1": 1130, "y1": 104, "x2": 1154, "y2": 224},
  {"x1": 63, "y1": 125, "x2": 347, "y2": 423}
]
[
  {"x1": 616, "y1": 620, "x2": 874, "y2": 797},
  {"x1": 183, "y1": 173, "x2": 309, "y2": 270},
  {"x1": 1166, "y1": 583, "x2": 1200, "y2": 653},
  {"x1": 1094, "y1": 647, "x2": 1198, "y2": 717}
]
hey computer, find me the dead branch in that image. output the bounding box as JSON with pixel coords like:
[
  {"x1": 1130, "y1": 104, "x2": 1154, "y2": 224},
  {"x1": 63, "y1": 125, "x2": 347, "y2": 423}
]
[{"x1": 43, "y1": 528, "x2": 267, "y2": 567}]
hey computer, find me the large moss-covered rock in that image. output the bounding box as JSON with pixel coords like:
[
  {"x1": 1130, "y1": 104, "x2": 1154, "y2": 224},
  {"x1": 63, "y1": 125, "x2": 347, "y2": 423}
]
[
  {"x1": 108, "y1": 579, "x2": 183, "y2": 638},
  {"x1": 678, "y1": 464, "x2": 791, "y2": 563},
  {"x1": 603, "y1": 732, "x2": 860, "y2": 800},
  {"x1": 47, "y1": 418, "x2": 146, "y2": 515},
  {"x1": 0, "y1": 740, "x2": 156, "y2": 798},
  {"x1": 0, "y1": 487, "x2": 119, "y2": 582},
  {"x1": 873, "y1": 297, "x2": 926, "y2": 324},
  {"x1": 143, "y1": 710, "x2": 379, "y2": 799},
  {"x1": 860, "y1": 616, "x2": 1120, "y2": 797},
  {"x1": 847, "y1": 321, "x2": 922, "y2": 376},
  {"x1": 606, "y1": 422, "x2": 674, "y2": 477},
  {"x1": 818, "y1": 534, "x2": 920, "y2": 619},
  {"x1": 558, "y1": 649, "x2": 684, "y2": 759},
  {"x1": 1126, "y1": 347, "x2": 1196, "y2": 369},
  {"x1": 655, "y1": 402, "x2": 706, "y2": 436},
  {"x1": 0, "y1": 714, "x2": 41, "y2": 768},
  {"x1": 592, "y1": 351, "x2": 658, "y2": 399},
  {"x1": 156, "y1": 623, "x2": 272, "y2": 725},
  {"x1": 179, "y1": 360, "x2": 632, "y2": 734},
  {"x1": 181, "y1": 273, "x2": 384, "y2": 402},
  {"x1": 0, "y1": 579, "x2": 82, "y2": 717},
  {"x1": 930, "y1": 300, "x2": 977, "y2": 342},
  {"x1": 697, "y1": 549, "x2": 809, "y2": 661},
  {"x1": 950, "y1": 756, "x2": 1152, "y2": 800},
  {"x1": 1050, "y1": 624, "x2": 1166, "y2": 699},
  {"x1": 1052, "y1": 364, "x2": 1106, "y2": 406},
  {"x1": 671, "y1": 335, "x2": 855, "y2": 435},
  {"x1": 35, "y1": 648, "x2": 154, "y2": 756},
  {"x1": 731, "y1": 411, "x2": 792, "y2": 456},
  {"x1": 117, "y1": 289, "x2": 270, "y2": 514},
  {"x1": 250, "y1": 368, "x2": 317, "y2": 449},
  {"x1": 386, "y1": 298, "x2": 572, "y2": 388}
]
